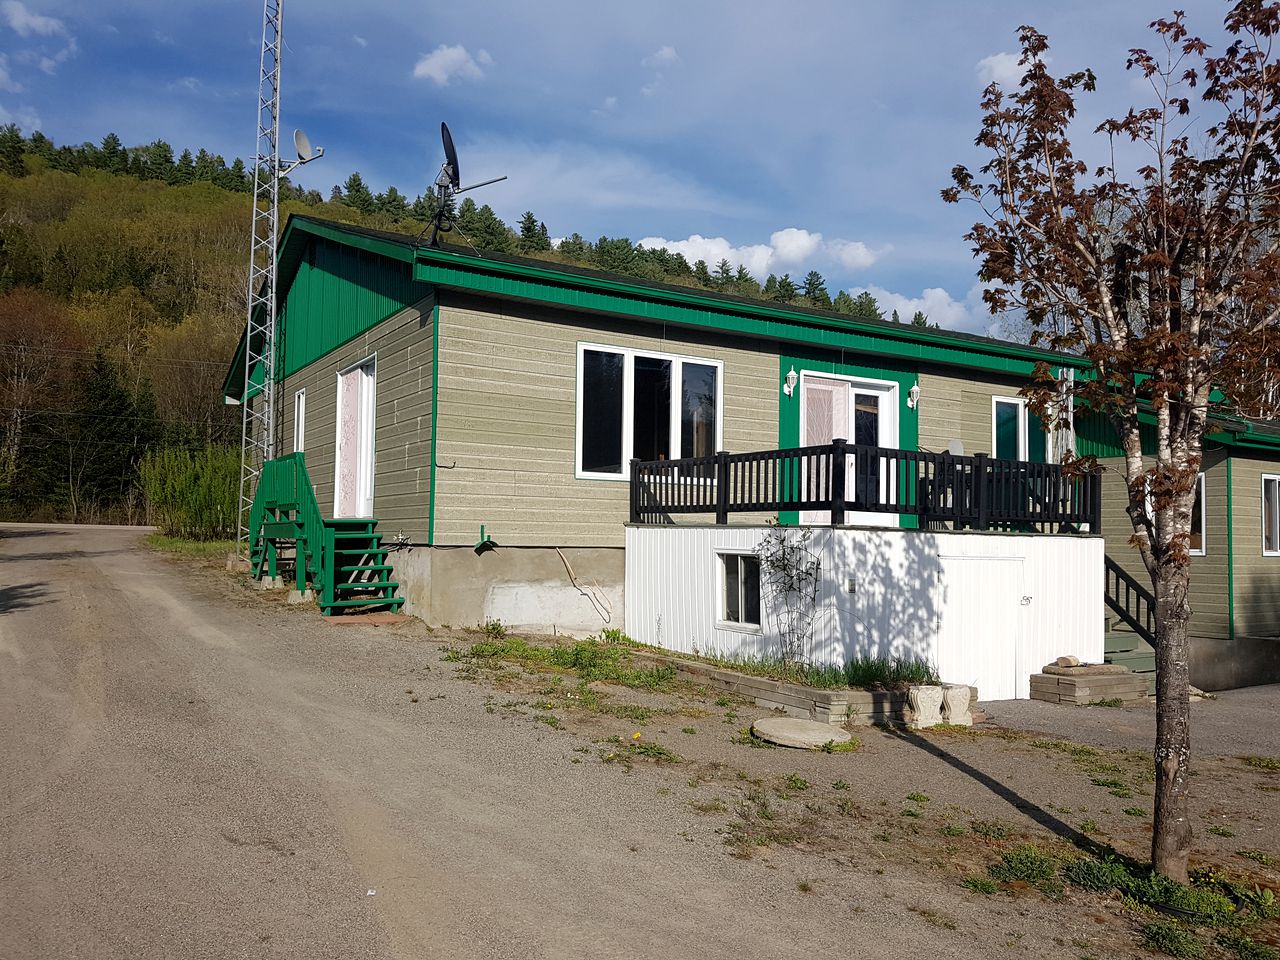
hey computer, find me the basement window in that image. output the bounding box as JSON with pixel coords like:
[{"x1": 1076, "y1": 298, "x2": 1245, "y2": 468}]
[
  {"x1": 576, "y1": 343, "x2": 722, "y2": 479},
  {"x1": 719, "y1": 552, "x2": 761, "y2": 628},
  {"x1": 1265, "y1": 475, "x2": 1280, "y2": 557}
]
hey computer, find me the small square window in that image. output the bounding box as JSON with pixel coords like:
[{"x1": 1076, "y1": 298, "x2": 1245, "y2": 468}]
[
  {"x1": 1264, "y1": 476, "x2": 1280, "y2": 557},
  {"x1": 721, "y1": 553, "x2": 761, "y2": 627}
]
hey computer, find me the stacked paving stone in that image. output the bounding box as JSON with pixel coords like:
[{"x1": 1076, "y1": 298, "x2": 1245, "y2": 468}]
[{"x1": 1030, "y1": 656, "x2": 1149, "y2": 705}]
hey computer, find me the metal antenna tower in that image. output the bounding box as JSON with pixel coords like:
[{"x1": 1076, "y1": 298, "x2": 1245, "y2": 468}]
[{"x1": 236, "y1": 0, "x2": 322, "y2": 557}]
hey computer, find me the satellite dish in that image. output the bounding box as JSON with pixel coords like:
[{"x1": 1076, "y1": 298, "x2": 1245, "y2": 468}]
[
  {"x1": 440, "y1": 121, "x2": 460, "y2": 189},
  {"x1": 947, "y1": 439, "x2": 965, "y2": 456},
  {"x1": 293, "y1": 128, "x2": 323, "y2": 163},
  {"x1": 422, "y1": 120, "x2": 507, "y2": 248}
]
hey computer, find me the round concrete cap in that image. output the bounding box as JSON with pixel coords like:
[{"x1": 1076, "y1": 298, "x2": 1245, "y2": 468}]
[{"x1": 751, "y1": 717, "x2": 853, "y2": 749}]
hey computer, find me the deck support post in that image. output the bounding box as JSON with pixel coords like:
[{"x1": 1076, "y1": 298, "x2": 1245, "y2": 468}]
[
  {"x1": 973, "y1": 453, "x2": 990, "y2": 531},
  {"x1": 714, "y1": 450, "x2": 730, "y2": 525},
  {"x1": 830, "y1": 438, "x2": 847, "y2": 526}
]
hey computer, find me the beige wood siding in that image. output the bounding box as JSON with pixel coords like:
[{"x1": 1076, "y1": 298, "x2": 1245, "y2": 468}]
[
  {"x1": 1231, "y1": 454, "x2": 1280, "y2": 638},
  {"x1": 1096, "y1": 449, "x2": 1231, "y2": 639},
  {"x1": 280, "y1": 296, "x2": 435, "y2": 540},
  {"x1": 916, "y1": 368, "x2": 1033, "y2": 455},
  {"x1": 433, "y1": 292, "x2": 778, "y2": 547}
]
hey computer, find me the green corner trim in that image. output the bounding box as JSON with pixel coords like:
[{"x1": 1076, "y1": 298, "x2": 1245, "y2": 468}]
[
  {"x1": 428, "y1": 301, "x2": 441, "y2": 546},
  {"x1": 1227, "y1": 455, "x2": 1235, "y2": 642}
]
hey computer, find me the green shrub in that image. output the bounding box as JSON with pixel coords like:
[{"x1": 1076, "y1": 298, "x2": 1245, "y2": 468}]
[
  {"x1": 139, "y1": 445, "x2": 239, "y2": 540},
  {"x1": 988, "y1": 845, "x2": 1058, "y2": 886},
  {"x1": 1141, "y1": 921, "x2": 1204, "y2": 959},
  {"x1": 1062, "y1": 857, "x2": 1129, "y2": 892}
]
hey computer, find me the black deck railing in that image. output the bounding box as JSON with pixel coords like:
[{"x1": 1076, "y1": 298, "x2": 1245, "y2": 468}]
[
  {"x1": 629, "y1": 439, "x2": 1102, "y2": 534},
  {"x1": 1103, "y1": 555, "x2": 1157, "y2": 645}
]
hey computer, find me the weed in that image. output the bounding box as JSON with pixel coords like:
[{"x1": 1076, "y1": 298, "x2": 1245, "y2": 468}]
[
  {"x1": 1140, "y1": 921, "x2": 1204, "y2": 959},
  {"x1": 836, "y1": 799, "x2": 858, "y2": 816},
  {"x1": 873, "y1": 832, "x2": 895, "y2": 843},
  {"x1": 1241, "y1": 756, "x2": 1280, "y2": 772},
  {"x1": 600, "y1": 736, "x2": 681, "y2": 765},
  {"x1": 534, "y1": 714, "x2": 562, "y2": 729},
  {"x1": 1088, "y1": 697, "x2": 1124, "y2": 708},
  {"x1": 681, "y1": 727, "x2": 696, "y2": 735},
  {"x1": 715, "y1": 695, "x2": 731, "y2": 707},
  {"x1": 820, "y1": 738, "x2": 860, "y2": 753},
  {"x1": 797, "y1": 880, "x2": 814, "y2": 894},
  {"x1": 782, "y1": 774, "x2": 811, "y2": 792},
  {"x1": 1080, "y1": 819, "x2": 1101, "y2": 834},
  {"x1": 482, "y1": 618, "x2": 507, "y2": 639},
  {"x1": 939, "y1": 824, "x2": 967, "y2": 837},
  {"x1": 1236, "y1": 849, "x2": 1279, "y2": 868},
  {"x1": 1123, "y1": 807, "x2": 1147, "y2": 817},
  {"x1": 907, "y1": 792, "x2": 931, "y2": 804},
  {"x1": 1217, "y1": 932, "x2": 1280, "y2": 960},
  {"x1": 832, "y1": 779, "x2": 850, "y2": 791},
  {"x1": 731, "y1": 727, "x2": 775, "y2": 749},
  {"x1": 597, "y1": 627, "x2": 632, "y2": 645},
  {"x1": 1210, "y1": 825, "x2": 1237, "y2": 838},
  {"x1": 970, "y1": 819, "x2": 1011, "y2": 840},
  {"x1": 900, "y1": 808, "x2": 922, "y2": 818},
  {"x1": 963, "y1": 876, "x2": 999, "y2": 895},
  {"x1": 909, "y1": 906, "x2": 958, "y2": 930},
  {"x1": 988, "y1": 845, "x2": 1058, "y2": 888},
  {"x1": 1063, "y1": 858, "x2": 1129, "y2": 893}
]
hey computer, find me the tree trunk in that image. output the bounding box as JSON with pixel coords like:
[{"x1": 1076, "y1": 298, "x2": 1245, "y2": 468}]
[{"x1": 1151, "y1": 559, "x2": 1194, "y2": 882}]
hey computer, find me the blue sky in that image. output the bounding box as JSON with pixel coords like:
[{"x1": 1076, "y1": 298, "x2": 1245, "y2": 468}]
[{"x1": 0, "y1": 0, "x2": 1235, "y2": 333}]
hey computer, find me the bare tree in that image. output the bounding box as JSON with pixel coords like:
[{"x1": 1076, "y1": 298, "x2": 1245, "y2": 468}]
[{"x1": 944, "y1": 3, "x2": 1280, "y2": 880}]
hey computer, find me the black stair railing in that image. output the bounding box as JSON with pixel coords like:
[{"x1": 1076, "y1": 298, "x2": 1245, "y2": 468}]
[{"x1": 1104, "y1": 554, "x2": 1157, "y2": 646}]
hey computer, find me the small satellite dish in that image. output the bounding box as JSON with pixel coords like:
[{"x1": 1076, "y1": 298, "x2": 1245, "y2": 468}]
[
  {"x1": 947, "y1": 439, "x2": 965, "y2": 456},
  {"x1": 440, "y1": 122, "x2": 460, "y2": 190},
  {"x1": 293, "y1": 128, "x2": 323, "y2": 163}
]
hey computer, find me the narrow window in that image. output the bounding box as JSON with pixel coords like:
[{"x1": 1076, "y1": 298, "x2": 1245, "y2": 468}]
[
  {"x1": 1264, "y1": 476, "x2": 1280, "y2": 556},
  {"x1": 293, "y1": 389, "x2": 306, "y2": 453},
  {"x1": 632, "y1": 356, "x2": 672, "y2": 462},
  {"x1": 680, "y1": 362, "x2": 718, "y2": 459},
  {"x1": 1189, "y1": 473, "x2": 1205, "y2": 556},
  {"x1": 993, "y1": 397, "x2": 1025, "y2": 460},
  {"x1": 721, "y1": 553, "x2": 761, "y2": 627},
  {"x1": 581, "y1": 350, "x2": 624, "y2": 474}
]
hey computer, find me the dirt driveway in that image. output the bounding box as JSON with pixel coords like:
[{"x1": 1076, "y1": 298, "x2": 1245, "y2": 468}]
[{"x1": 2, "y1": 524, "x2": 1278, "y2": 960}]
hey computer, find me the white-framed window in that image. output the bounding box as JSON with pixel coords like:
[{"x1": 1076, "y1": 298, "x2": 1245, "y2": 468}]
[
  {"x1": 575, "y1": 342, "x2": 723, "y2": 480},
  {"x1": 293, "y1": 388, "x2": 306, "y2": 453},
  {"x1": 1263, "y1": 474, "x2": 1280, "y2": 557},
  {"x1": 718, "y1": 552, "x2": 761, "y2": 629},
  {"x1": 992, "y1": 396, "x2": 1028, "y2": 461}
]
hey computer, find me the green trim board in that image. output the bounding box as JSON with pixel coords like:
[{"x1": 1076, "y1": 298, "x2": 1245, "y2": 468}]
[
  {"x1": 1227, "y1": 454, "x2": 1235, "y2": 641},
  {"x1": 776, "y1": 351, "x2": 921, "y2": 528},
  {"x1": 428, "y1": 301, "x2": 440, "y2": 546}
]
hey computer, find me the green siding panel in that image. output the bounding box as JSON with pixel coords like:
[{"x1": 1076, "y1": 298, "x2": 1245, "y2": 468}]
[
  {"x1": 777, "y1": 350, "x2": 920, "y2": 528},
  {"x1": 1075, "y1": 411, "x2": 1156, "y2": 458},
  {"x1": 281, "y1": 237, "x2": 427, "y2": 379}
]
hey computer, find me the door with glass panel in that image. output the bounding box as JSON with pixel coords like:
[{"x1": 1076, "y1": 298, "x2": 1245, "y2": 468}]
[{"x1": 800, "y1": 374, "x2": 898, "y2": 525}]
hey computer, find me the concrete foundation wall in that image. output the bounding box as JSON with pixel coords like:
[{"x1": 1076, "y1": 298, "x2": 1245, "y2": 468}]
[
  {"x1": 388, "y1": 544, "x2": 624, "y2": 636},
  {"x1": 1192, "y1": 634, "x2": 1280, "y2": 691}
]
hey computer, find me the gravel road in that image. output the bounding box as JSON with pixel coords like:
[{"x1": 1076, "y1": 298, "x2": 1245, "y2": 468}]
[{"x1": 0, "y1": 524, "x2": 954, "y2": 960}]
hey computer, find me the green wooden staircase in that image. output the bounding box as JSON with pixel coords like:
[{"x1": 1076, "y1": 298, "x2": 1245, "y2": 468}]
[{"x1": 248, "y1": 453, "x2": 404, "y2": 616}]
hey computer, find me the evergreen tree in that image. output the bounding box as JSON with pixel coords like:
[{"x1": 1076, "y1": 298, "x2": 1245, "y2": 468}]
[
  {"x1": 99, "y1": 133, "x2": 127, "y2": 174},
  {"x1": 171, "y1": 149, "x2": 195, "y2": 185},
  {"x1": 713, "y1": 258, "x2": 733, "y2": 289},
  {"x1": 517, "y1": 210, "x2": 551, "y2": 252},
  {"x1": 774, "y1": 273, "x2": 798, "y2": 302},
  {"x1": 592, "y1": 236, "x2": 636, "y2": 274},
  {"x1": 0, "y1": 124, "x2": 24, "y2": 178},
  {"x1": 558, "y1": 232, "x2": 589, "y2": 260},
  {"x1": 329, "y1": 184, "x2": 345, "y2": 203},
  {"x1": 911, "y1": 310, "x2": 935, "y2": 329},
  {"x1": 375, "y1": 185, "x2": 409, "y2": 220},
  {"x1": 693, "y1": 259, "x2": 713, "y2": 287},
  {"x1": 341, "y1": 173, "x2": 376, "y2": 215},
  {"x1": 227, "y1": 157, "x2": 249, "y2": 192},
  {"x1": 849, "y1": 291, "x2": 885, "y2": 321},
  {"x1": 831, "y1": 290, "x2": 856, "y2": 314},
  {"x1": 891, "y1": 308, "x2": 901, "y2": 323},
  {"x1": 801, "y1": 270, "x2": 831, "y2": 307},
  {"x1": 763, "y1": 274, "x2": 778, "y2": 298}
]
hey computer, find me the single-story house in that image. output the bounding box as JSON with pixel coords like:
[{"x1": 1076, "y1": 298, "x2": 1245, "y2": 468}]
[{"x1": 223, "y1": 214, "x2": 1275, "y2": 695}]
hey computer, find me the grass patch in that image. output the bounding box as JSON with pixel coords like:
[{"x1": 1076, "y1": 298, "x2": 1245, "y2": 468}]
[
  {"x1": 730, "y1": 727, "x2": 775, "y2": 749},
  {"x1": 661, "y1": 650, "x2": 938, "y2": 690},
  {"x1": 599, "y1": 735, "x2": 681, "y2": 766},
  {"x1": 1088, "y1": 697, "x2": 1125, "y2": 707},
  {"x1": 146, "y1": 534, "x2": 236, "y2": 558},
  {"x1": 1241, "y1": 756, "x2": 1280, "y2": 772},
  {"x1": 939, "y1": 823, "x2": 967, "y2": 837},
  {"x1": 1123, "y1": 807, "x2": 1147, "y2": 818},
  {"x1": 781, "y1": 774, "x2": 811, "y2": 792},
  {"x1": 988, "y1": 844, "x2": 1060, "y2": 894},
  {"x1": 1141, "y1": 921, "x2": 1204, "y2": 959},
  {"x1": 1236, "y1": 850, "x2": 1279, "y2": 868},
  {"x1": 970, "y1": 819, "x2": 1012, "y2": 840},
  {"x1": 963, "y1": 876, "x2": 999, "y2": 894},
  {"x1": 1211, "y1": 826, "x2": 1237, "y2": 838},
  {"x1": 461, "y1": 637, "x2": 678, "y2": 690},
  {"x1": 1218, "y1": 932, "x2": 1280, "y2": 960},
  {"x1": 820, "y1": 738, "x2": 860, "y2": 753}
]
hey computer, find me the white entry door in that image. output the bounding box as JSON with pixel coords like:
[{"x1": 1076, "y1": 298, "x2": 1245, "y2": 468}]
[
  {"x1": 800, "y1": 373, "x2": 898, "y2": 525},
  {"x1": 935, "y1": 556, "x2": 1022, "y2": 700},
  {"x1": 334, "y1": 358, "x2": 376, "y2": 518}
]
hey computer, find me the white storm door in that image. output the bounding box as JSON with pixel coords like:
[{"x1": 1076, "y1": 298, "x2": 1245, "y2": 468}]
[
  {"x1": 799, "y1": 374, "x2": 898, "y2": 526},
  {"x1": 935, "y1": 556, "x2": 1021, "y2": 701},
  {"x1": 334, "y1": 359, "x2": 376, "y2": 518}
]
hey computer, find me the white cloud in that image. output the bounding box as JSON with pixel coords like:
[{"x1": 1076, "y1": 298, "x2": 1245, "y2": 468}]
[
  {"x1": 976, "y1": 51, "x2": 1022, "y2": 88},
  {"x1": 642, "y1": 45, "x2": 678, "y2": 67},
  {"x1": 0, "y1": 55, "x2": 20, "y2": 93},
  {"x1": 0, "y1": 99, "x2": 41, "y2": 130},
  {"x1": 1, "y1": 1, "x2": 63, "y2": 38},
  {"x1": 592, "y1": 95, "x2": 618, "y2": 115},
  {"x1": 636, "y1": 227, "x2": 885, "y2": 281},
  {"x1": 412, "y1": 44, "x2": 489, "y2": 85},
  {"x1": 857, "y1": 282, "x2": 993, "y2": 334},
  {"x1": 37, "y1": 36, "x2": 75, "y2": 75},
  {"x1": 352, "y1": 34, "x2": 367, "y2": 48}
]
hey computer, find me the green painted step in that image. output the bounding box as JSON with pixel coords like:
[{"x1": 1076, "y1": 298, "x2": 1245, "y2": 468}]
[
  {"x1": 333, "y1": 547, "x2": 389, "y2": 556},
  {"x1": 322, "y1": 597, "x2": 406, "y2": 610},
  {"x1": 336, "y1": 580, "x2": 399, "y2": 591},
  {"x1": 336, "y1": 564, "x2": 394, "y2": 573}
]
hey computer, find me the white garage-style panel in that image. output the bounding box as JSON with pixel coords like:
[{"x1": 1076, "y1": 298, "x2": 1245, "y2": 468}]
[{"x1": 624, "y1": 524, "x2": 1103, "y2": 700}]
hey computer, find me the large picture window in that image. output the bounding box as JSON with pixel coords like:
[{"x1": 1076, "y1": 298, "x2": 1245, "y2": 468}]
[
  {"x1": 576, "y1": 344, "x2": 723, "y2": 479},
  {"x1": 1264, "y1": 475, "x2": 1280, "y2": 557}
]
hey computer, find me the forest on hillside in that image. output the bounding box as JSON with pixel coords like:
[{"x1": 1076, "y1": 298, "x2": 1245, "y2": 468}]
[{"x1": 0, "y1": 126, "x2": 928, "y2": 527}]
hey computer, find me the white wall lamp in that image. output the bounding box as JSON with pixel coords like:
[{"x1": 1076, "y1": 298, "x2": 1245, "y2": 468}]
[
  {"x1": 783, "y1": 366, "x2": 799, "y2": 398},
  {"x1": 907, "y1": 381, "x2": 921, "y2": 410}
]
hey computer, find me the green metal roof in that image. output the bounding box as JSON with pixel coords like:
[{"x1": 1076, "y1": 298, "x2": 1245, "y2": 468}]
[{"x1": 223, "y1": 214, "x2": 1092, "y2": 400}]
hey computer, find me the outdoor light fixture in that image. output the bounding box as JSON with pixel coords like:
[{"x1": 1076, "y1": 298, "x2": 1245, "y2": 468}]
[
  {"x1": 783, "y1": 366, "x2": 799, "y2": 398},
  {"x1": 907, "y1": 381, "x2": 921, "y2": 409}
]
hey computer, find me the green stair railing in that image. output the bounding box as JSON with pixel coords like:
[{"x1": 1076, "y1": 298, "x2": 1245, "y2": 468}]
[{"x1": 248, "y1": 452, "x2": 329, "y2": 597}]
